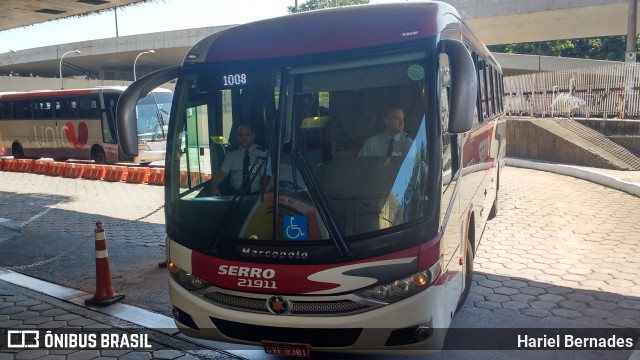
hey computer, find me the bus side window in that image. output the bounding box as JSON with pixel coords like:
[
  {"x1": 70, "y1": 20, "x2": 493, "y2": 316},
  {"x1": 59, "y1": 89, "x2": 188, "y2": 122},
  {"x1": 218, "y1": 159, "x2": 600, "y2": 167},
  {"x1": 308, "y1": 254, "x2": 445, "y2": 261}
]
[
  {"x1": 90, "y1": 99, "x2": 100, "y2": 119},
  {"x1": 79, "y1": 96, "x2": 101, "y2": 119},
  {"x1": 14, "y1": 100, "x2": 32, "y2": 119},
  {"x1": 0, "y1": 101, "x2": 11, "y2": 119}
]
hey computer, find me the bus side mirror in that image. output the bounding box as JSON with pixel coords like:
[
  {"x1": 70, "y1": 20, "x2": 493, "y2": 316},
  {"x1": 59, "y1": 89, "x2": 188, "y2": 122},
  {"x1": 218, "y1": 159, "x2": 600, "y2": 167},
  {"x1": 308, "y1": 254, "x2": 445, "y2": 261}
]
[
  {"x1": 116, "y1": 65, "x2": 181, "y2": 156},
  {"x1": 441, "y1": 39, "x2": 477, "y2": 134}
]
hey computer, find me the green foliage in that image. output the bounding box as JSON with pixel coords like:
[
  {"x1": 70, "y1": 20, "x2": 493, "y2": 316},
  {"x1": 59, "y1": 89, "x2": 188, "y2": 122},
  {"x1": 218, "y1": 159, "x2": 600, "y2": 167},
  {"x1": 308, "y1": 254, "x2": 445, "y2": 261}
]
[
  {"x1": 488, "y1": 35, "x2": 636, "y2": 61},
  {"x1": 288, "y1": 0, "x2": 370, "y2": 14}
]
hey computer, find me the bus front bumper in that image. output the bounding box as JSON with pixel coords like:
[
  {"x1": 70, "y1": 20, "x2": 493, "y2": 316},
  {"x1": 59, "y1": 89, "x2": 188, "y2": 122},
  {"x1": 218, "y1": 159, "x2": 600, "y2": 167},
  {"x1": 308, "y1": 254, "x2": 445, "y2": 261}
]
[{"x1": 168, "y1": 276, "x2": 455, "y2": 354}]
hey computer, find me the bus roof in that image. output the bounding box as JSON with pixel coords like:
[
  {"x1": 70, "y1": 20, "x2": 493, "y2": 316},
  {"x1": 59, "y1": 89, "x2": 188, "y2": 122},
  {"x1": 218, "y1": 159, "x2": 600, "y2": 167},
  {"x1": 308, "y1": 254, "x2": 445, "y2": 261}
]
[
  {"x1": 186, "y1": 1, "x2": 463, "y2": 63},
  {"x1": 0, "y1": 86, "x2": 171, "y2": 100}
]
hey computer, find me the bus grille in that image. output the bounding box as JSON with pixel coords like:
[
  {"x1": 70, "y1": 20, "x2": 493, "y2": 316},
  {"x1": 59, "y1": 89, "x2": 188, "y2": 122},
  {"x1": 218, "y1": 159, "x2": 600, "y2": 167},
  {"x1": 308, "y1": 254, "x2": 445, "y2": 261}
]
[
  {"x1": 202, "y1": 291, "x2": 371, "y2": 315},
  {"x1": 210, "y1": 317, "x2": 362, "y2": 347}
]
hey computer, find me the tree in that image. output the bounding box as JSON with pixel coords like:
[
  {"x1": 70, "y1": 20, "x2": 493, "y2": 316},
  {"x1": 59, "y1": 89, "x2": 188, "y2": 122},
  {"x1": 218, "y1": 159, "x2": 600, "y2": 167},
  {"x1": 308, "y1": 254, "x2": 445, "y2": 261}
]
[
  {"x1": 488, "y1": 35, "x2": 638, "y2": 62},
  {"x1": 288, "y1": 0, "x2": 369, "y2": 14}
]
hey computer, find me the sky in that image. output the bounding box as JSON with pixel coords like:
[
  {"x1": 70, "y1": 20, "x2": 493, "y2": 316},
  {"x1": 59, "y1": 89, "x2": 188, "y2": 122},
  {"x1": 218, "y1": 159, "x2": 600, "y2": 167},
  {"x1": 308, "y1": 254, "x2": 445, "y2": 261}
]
[{"x1": 0, "y1": 0, "x2": 315, "y2": 53}]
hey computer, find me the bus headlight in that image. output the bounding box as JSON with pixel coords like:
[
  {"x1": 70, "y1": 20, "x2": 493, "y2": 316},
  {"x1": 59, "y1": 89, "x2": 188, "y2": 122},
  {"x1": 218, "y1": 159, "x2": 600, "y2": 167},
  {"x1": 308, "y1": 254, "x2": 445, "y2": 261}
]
[
  {"x1": 356, "y1": 256, "x2": 442, "y2": 303},
  {"x1": 168, "y1": 261, "x2": 210, "y2": 290}
]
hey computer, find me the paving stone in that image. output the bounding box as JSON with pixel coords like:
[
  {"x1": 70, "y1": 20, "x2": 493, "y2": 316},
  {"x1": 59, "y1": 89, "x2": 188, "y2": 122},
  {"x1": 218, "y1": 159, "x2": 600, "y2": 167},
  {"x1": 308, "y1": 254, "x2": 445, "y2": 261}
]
[
  {"x1": 0, "y1": 306, "x2": 27, "y2": 315},
  {"x1": 493, "y1": 286, "x2": 519, "y2": 296},
  {"x1": 38, "y1": 320, "x2": 67, "y2": 329},
  {"x1": 606, "y1": 316, "x2": 639, "y2": 327},
  {"x1": 530, "y1": 301, "x2": 558, "y2": 310},
  {"x1": 618, "y1": 299, "x2": 640, "y2": 310},
  {"x1": 538, "y1": 294, "x2": 565, "y2": 303},
  {"x1": 550, "y1": 308, "x2": 583, "y2": 318},
  {"x1": 15, "y1": 350, "x2": 49, "y2": 360},
  {"x1": 470, "y1": 286, "x2": 493, "y2": 296},
  {"x1": 521, "y1": 308, "x2": 552, "y2": 318},
  {"x1": 588, "y1": 300, "x2": 619, "y2": 310},
  {"x1": 23, "y1": 317, "x2": 53, "y2": 325},
  {"x1": 558, "y1": 300, "x2": 589, "y2": 310},
  {"x1": 477, "y1": 279, "x2": 502, "y2": 288},
  {"x1": 474, "y1": 301, "x2": 502, "y2": 310},
  {"x1": 501, "y1": 301, "x2": 529, "y2": 310},
  {"x1": 12, "y1": 311, "x2": 39, "y2": 320},
  {"x1": 65, "y1": 350, "x2": 102, "y2": 360},
  {"x1": 485, "y1": 293, "x2": 511, "y2": 303},
  {"x1": 565, "y1": 292, "x2": 596, "y2": 302},
  {"x1": 502, "y1": 279, "x2": 528, "y2": 288},
  {"x1": 53, "y1": 313, "x2": 82, "y2": 321},
  {"x1": 99, "y1": 350, "x2": 132, "y2": 357},
  {"x1": 151, "y1": 349, "x2": 184, "y2": 359},
  {"x1": 519, "y1": 286, "x2": 546, "y2": 296},
  {"x1": 39, "y1": 309, "x2": 67, "y2": 317},
  {"x1": 120, "y1": 352, "x2": 153, "y2": 360}
]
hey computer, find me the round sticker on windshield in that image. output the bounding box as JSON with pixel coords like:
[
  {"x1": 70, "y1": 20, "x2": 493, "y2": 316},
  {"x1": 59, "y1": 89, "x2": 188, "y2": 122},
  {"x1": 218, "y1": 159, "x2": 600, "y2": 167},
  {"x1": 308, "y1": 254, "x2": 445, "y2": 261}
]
[{"x1": 407, "y1": 64, "x2": 425, "y2": 81}]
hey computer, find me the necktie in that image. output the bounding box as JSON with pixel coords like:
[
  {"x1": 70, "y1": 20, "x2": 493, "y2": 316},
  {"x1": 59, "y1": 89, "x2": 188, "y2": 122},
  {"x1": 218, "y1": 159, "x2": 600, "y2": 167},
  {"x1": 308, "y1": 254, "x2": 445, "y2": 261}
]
[
  {"x1": 387, "y1": 138, "x2": 394, "y2": 157},
  {"x1": 243, "y1": 150, "x2": 250, "y2": 186}
]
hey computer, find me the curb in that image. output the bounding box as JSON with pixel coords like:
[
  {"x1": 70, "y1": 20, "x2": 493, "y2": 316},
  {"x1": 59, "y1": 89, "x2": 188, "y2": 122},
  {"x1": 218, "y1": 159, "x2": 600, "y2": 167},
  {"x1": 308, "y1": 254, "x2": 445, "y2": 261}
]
[{"x1": 506, "y1": 158, "x2": 640, "y2": 197}]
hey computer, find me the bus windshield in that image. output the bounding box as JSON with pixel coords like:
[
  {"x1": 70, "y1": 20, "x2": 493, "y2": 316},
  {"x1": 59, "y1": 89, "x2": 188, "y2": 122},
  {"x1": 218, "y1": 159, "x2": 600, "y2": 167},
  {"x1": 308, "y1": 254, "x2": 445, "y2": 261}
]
[
  {"x1": 137, "y1": 91, "x2": 172, "y2": 141},
  {"x1": 170, "y1": 53, "x2": 432, "y2": 249}
]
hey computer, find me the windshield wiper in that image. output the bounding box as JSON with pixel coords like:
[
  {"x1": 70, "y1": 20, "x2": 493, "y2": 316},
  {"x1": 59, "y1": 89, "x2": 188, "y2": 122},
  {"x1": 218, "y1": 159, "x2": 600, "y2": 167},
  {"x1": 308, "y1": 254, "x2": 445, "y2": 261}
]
[
  {"x1": 206, "y1": 155, "x2": 268, "y2": 254},
  {"x1": 150, "y1": 93, "x2": 166, "y2": 140},
  {"x1": 291, "y1": 150, "x2": 351, "y2": 257}
]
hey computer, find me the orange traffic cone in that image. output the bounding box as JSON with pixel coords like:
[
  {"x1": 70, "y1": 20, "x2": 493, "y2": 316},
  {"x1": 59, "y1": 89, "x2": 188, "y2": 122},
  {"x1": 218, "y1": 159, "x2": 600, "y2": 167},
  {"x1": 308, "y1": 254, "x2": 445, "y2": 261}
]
[{"x1": 85, "y1": 221, "x2": 125, "y2": 306}]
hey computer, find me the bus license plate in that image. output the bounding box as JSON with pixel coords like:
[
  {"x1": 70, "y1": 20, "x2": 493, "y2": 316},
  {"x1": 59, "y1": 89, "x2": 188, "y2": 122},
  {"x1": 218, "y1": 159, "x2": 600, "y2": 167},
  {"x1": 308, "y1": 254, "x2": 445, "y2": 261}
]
[{"x1": 262, "y1": 341, "x2": 310, "y2": 357}]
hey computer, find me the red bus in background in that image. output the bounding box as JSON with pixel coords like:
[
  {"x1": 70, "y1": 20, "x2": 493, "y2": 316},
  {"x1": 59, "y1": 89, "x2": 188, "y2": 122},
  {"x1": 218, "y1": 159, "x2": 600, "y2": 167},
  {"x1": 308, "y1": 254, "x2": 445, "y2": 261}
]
[{"x1": 0, "y1": 86, "x2": 172, "y2": 164}]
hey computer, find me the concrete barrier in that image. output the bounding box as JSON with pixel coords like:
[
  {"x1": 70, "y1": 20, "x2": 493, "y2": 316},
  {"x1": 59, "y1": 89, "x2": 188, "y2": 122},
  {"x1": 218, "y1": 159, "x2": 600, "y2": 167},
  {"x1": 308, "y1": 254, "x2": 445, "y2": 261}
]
[
  {"x1": 82, "y1": 164, "x2": 107, "y2": 180},
  {"x1": 507, "y1": 158, "x2": 640, "y2": 197},
  {"x1": 104, "y1": 165, "x2": 128, "y2": 182}
]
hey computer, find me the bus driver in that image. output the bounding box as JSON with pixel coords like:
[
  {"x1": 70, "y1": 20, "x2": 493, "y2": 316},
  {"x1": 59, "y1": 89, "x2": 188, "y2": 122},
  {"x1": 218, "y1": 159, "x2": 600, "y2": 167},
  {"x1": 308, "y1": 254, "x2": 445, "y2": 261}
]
[
  {"x1": 358, "y1": 107, "x2": 413, "y2": 157},
  {"x1": 211, "y1": 124, "x2": 271, "y2": 195}
]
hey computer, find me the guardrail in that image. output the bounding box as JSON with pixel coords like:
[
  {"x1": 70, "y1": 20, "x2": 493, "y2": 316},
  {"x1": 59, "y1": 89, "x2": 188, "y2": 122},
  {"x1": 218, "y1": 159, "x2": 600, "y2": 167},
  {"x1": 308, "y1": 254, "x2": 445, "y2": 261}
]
[
  {"x1": 0, "y1": 158, "x2": 170, "y2": 186},
  {"x1": 504, "y1": 62, "x2": 640, "y2": 119}
]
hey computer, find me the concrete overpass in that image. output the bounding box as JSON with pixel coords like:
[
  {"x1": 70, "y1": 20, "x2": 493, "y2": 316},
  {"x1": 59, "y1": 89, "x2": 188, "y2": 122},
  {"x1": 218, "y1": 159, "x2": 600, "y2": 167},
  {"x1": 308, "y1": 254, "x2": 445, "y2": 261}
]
[
  {"x1": 0, "y1": 25, "x2": 233, "y2": 81},
  {"x1": 444, "y1": 0, "x2": 640, "y2": 45},
  {"x1": 0, "y1": 0, "x2": 147, "y2": 32},
  {"x1": 2, "y1": 1, "x2": 640, "y2": 46}
]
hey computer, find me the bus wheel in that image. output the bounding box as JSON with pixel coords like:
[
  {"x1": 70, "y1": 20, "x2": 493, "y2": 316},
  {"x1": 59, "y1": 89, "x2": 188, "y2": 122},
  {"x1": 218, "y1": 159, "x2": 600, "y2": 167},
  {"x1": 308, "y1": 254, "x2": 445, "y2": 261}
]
[
  {"x1": 93, "y1": 148, "x2": 106, "y2": 164},
  {"x1": 455, "y1": 239, "x2": 474, "y2": 313},
  {"x1": 12, "y1": 143, "x2": 24, "y2": 159}
]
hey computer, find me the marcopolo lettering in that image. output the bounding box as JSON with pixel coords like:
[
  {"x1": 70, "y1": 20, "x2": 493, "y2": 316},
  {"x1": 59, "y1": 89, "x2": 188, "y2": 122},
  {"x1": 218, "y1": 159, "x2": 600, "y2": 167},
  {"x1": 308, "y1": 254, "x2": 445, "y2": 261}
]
[{"x1": 241, "y1": 247, "x2": 309, "y2": 260}]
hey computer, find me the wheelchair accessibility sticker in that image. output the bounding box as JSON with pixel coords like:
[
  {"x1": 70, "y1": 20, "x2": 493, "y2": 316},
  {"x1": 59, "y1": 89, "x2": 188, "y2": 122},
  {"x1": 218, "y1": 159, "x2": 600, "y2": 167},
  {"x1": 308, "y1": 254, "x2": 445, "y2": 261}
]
[{"x1": 284, "y1": 215, "x2": 307, "y2": 240}]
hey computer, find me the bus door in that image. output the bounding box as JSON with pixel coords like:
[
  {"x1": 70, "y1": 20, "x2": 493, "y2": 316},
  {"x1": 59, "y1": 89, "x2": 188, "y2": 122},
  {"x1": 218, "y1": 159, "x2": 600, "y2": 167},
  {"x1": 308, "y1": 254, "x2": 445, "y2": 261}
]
[{"x1": 101, "y1": 93, "x2": 120, "y2": 163}]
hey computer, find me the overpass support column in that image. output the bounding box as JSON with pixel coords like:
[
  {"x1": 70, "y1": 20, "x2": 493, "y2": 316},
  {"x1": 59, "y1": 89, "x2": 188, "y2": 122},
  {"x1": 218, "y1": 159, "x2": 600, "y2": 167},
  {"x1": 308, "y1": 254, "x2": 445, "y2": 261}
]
[{"x1": 627, "y1": 0, "x2": 638, "y2": 62}]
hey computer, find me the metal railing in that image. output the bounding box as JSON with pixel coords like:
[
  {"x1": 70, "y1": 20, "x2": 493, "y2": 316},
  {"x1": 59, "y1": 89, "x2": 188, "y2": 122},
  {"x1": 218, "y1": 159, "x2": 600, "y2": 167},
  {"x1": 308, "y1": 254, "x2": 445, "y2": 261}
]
[{"x1": 504, "y1": 62, "x2": 640, "y2": 119}]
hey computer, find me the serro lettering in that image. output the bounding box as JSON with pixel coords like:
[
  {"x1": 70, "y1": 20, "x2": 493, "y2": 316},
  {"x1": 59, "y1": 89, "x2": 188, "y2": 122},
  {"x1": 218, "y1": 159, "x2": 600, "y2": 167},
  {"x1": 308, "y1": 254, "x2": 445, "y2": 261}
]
[{"x1": 218, "y1": 265, "x2": 275, "y2": 279}]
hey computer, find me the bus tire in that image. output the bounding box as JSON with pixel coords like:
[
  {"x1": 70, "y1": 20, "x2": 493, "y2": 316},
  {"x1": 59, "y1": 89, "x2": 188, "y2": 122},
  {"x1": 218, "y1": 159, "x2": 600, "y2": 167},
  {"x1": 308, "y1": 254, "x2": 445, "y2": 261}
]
[
  {"x1": 12, "y1": 143, "x2": 24, "y2": 159},
  {"x1": 456, "y1": 238, "x2": 474, "y2": 313},
  {"x1": 93, "y1": 147, "x2": 106, "y2": 164}
]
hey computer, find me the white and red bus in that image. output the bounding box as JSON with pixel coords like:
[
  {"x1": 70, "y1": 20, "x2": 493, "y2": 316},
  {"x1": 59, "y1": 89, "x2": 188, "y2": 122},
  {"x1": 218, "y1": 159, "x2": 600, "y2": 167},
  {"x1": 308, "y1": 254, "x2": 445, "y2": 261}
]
[
  {"x1": 117, "y1": 1, "x2": 505, "y2": 355},
  {"x1": 0, "y1": 86, "x2": 172, "y2": 164}
]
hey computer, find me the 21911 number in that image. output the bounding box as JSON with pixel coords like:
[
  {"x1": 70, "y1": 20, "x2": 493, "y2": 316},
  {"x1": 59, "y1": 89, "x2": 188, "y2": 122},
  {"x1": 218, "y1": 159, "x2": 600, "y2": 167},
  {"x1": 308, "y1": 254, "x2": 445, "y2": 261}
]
[{"x1": 237, "y1": 278, "x2": 277, "y2": 289}]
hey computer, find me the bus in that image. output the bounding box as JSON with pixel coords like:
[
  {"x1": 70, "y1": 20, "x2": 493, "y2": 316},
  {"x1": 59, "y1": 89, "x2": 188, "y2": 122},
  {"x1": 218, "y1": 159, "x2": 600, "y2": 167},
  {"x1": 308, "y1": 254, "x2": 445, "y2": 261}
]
[
  {"x1": 116, "y1": 1, "x2": 505, "y2": 354},
  {"x1": 0, "y1": 86, "x2": 172, "y2": 164}
]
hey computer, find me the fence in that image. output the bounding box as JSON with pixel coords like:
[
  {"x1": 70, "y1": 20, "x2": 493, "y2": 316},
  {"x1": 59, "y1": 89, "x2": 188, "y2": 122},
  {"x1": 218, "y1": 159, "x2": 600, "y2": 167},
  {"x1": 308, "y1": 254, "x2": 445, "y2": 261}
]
[{"x1": 504, "y1": 62, "x2": 640, "y2": 119}]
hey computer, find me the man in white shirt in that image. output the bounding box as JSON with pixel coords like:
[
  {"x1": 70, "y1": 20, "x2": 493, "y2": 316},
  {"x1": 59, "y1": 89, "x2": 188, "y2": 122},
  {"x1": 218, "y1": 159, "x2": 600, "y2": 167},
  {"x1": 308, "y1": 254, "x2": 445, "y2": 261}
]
[
  {"x1": 211, "y1": 124, "x2": 270, "y2": 195},
  {"x1": 358, "y1": 107, "x2": 412, "y2": 157}
]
